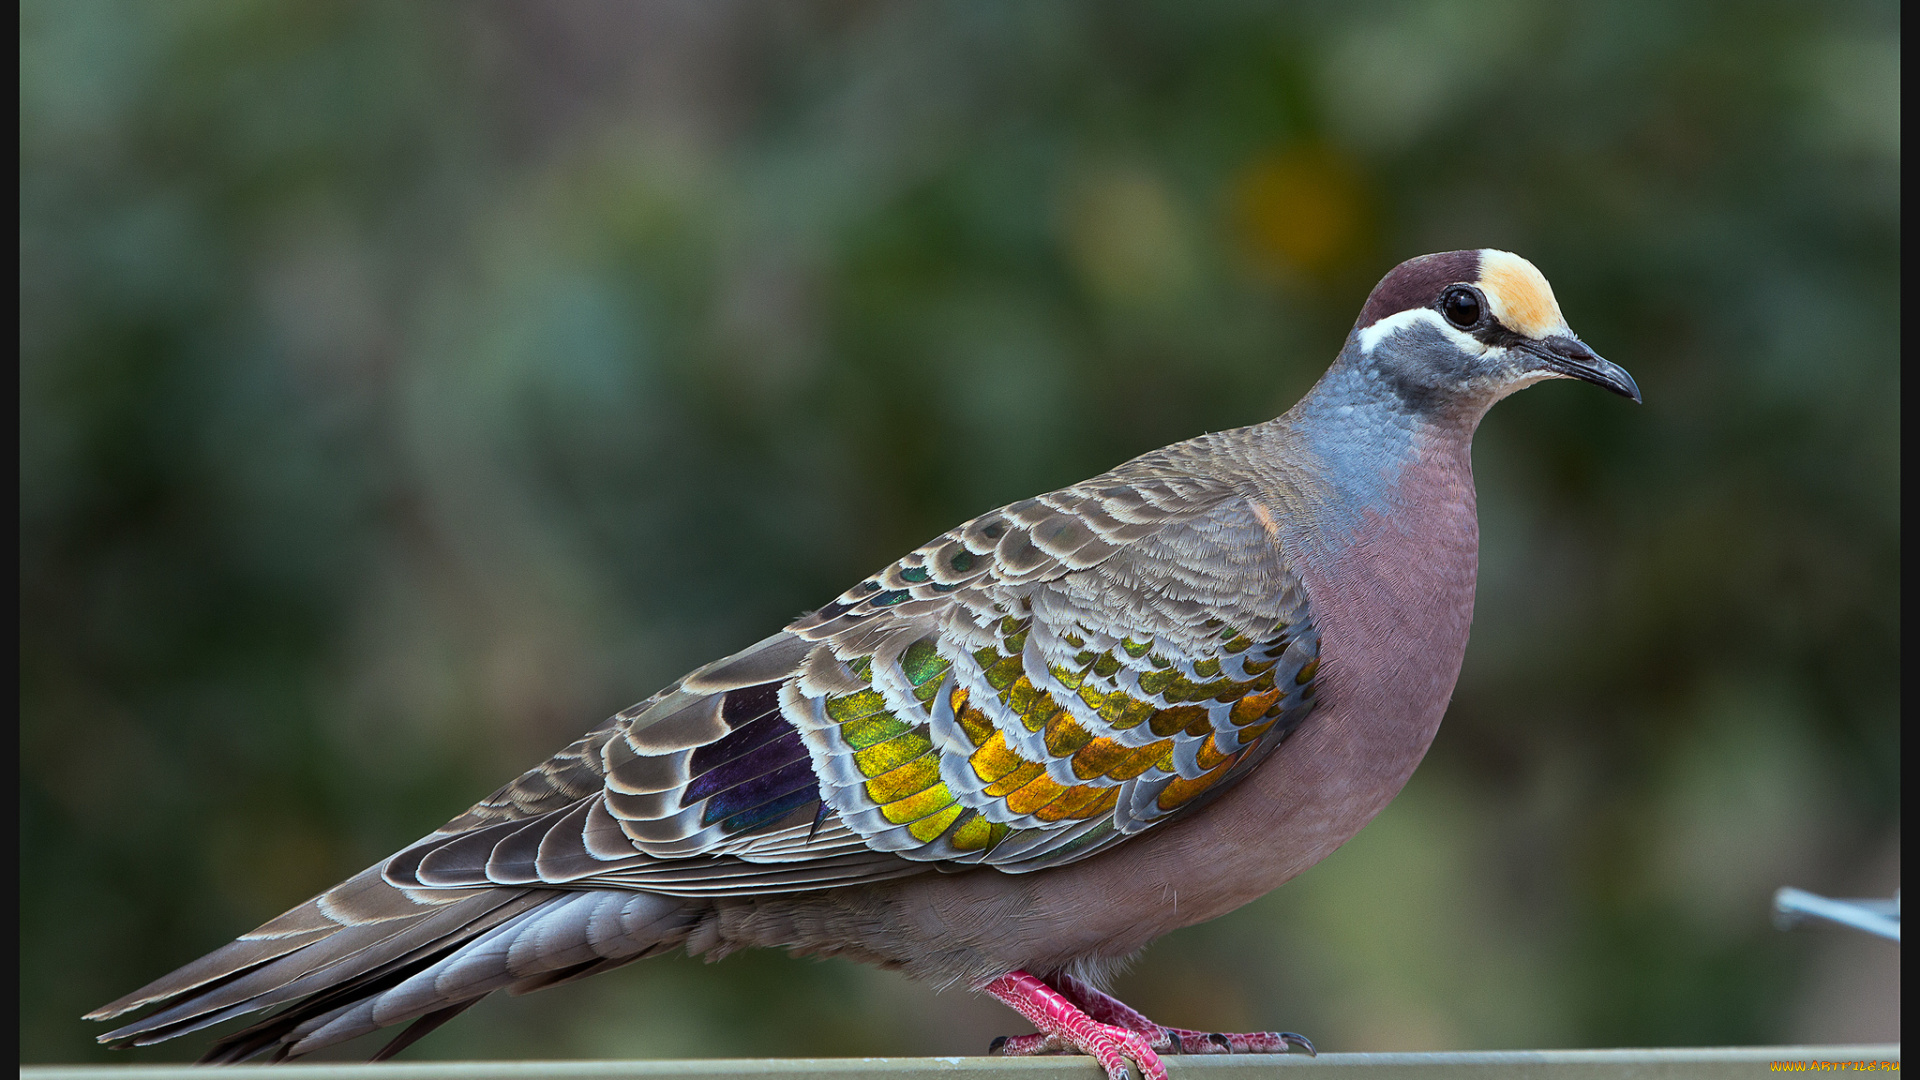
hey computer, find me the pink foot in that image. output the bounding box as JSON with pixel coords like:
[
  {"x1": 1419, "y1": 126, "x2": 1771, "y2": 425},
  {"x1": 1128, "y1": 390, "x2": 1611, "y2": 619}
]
[
  {"x1": 986, "y1": 970, "x2": 1313, "y2": 1072},
  {"x1": 985, "y1": 971, "x2": 1169, "y2": 1080},
  {"x1": 1055, "y1": 972, "x2": 1315, "y2": 1056}
]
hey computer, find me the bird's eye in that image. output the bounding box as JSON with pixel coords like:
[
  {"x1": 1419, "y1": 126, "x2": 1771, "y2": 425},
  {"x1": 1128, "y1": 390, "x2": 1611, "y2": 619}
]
[{"x1": 1440, "y1": 287, "x2": 1484, "y2": 329}]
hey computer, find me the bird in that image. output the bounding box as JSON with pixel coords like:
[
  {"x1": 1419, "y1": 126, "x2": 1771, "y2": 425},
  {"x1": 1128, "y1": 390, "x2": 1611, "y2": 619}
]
[{"x1": 88, "y1": 249, "x2": 1639, "y2": 1078}]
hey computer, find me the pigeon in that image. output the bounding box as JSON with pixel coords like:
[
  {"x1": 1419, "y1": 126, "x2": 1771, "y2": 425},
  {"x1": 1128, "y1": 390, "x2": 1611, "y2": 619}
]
[{"x1": 88, "y1": 249, "x2": 1639, "y2": 1078}]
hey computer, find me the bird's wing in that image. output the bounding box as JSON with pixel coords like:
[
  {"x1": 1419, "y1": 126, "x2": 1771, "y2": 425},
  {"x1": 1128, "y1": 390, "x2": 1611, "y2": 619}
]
[
  {"x1": 382, "y1": 440, "x2": 1321, "y2": 888},
  {"x1": 781, "y1": 459, "x2": 1320, "y2": 872}
]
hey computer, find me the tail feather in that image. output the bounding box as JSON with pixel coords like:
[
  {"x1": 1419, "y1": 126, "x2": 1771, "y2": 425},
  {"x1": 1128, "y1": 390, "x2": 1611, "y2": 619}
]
[
  {"x1": 86, "y1": 920, "x2": 343, "y2": 1023},
  {"x1": 95, "y1": 880, "x2": 703, "y2": 1063},
  {"x1": 370, "y1": 1000, "x2": 485, "y2": 1063},
  {"x1": 85, "y1": 863, "x2": 450, "y2": 1024},
  {"x1": 280, "y1": 891, "x2": 696, "y2": 1058},
  {"x1": 98, "y1": 881, "x2": 528, "y2": 1047}
]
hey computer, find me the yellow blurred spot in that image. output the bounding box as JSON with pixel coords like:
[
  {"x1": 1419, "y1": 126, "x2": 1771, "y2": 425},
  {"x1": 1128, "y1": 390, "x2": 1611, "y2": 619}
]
[
  {"x1": 1061, "y1": 165, "x2": 1198, "y2": 308},
  {"x1": 1231, "y1": 145, "x2": 1366, "y2": 277}
]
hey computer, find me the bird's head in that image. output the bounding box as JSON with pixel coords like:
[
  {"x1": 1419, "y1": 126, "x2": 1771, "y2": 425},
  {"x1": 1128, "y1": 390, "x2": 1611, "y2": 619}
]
[{"x1": 1345, "y1": 249, "x2": 1640, "y2": 415}]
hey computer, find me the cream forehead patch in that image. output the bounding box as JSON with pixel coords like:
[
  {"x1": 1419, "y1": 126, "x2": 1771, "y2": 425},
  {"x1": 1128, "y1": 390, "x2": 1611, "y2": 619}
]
[{"x1": 1477, "y1": 250, "x2": 1567, "y2": 340}]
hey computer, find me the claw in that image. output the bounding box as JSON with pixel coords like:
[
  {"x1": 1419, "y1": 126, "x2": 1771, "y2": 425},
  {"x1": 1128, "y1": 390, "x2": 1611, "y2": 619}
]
[{"x1": 990, "y1": 1032, "x2": 1060, "y2": 1057}]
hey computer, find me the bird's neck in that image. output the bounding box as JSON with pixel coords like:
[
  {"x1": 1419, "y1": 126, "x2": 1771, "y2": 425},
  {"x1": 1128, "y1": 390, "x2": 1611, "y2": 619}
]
[
  {"x1": 1252, "y1": 342, "x2": 1485, "y2": 562},
  {"x1": 1247, "y1": 338, "x2": 1485, "y2": 731}
]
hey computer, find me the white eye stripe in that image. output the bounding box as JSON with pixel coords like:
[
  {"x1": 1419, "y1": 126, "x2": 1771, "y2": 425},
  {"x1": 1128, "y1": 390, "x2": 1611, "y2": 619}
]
[{"x1": 1356, "y1": 308, "x2": 1494, "y2": 357}]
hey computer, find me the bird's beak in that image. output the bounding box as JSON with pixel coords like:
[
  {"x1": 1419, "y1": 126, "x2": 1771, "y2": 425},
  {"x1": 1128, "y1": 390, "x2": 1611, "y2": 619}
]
[{"x1": 1526, "y1": 335, "x2": 1641, "y2": 403}]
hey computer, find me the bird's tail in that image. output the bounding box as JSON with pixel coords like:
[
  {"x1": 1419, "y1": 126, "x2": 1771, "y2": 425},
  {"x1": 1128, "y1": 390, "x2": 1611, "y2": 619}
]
[{"x1": 87, "y1": 865, "x2": 702, "y2": 1062}]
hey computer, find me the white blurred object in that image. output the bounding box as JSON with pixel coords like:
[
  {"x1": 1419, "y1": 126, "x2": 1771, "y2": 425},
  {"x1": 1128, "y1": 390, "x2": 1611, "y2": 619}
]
[{"x1": 1773, "y1": 887, "x2": 1900, "y2": 941}]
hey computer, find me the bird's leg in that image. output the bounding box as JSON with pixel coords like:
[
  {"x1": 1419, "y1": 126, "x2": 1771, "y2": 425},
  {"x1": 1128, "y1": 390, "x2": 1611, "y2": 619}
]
[
  {"x1": 984, "y1": 970, "x2": 1168, "y2": 1080},
  {"x1": 1045, "y1": 974, "x2": 1179, "y2": 1051},
  {"x1": 1052, "y1": 972, "x2": 1316, "y2": 1057}
]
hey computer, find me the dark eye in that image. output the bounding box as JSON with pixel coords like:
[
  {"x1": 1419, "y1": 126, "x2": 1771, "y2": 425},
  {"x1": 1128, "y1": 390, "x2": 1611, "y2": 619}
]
[{"x1": 1440, "y1": 286, "x2": 1484, "y2": 329}]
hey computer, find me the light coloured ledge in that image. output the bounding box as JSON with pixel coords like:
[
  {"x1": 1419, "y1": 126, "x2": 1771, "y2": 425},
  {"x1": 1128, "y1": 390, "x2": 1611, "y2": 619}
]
[{"x1": 18, "y1": 1046, "x2": 1901, "y2": 1080}]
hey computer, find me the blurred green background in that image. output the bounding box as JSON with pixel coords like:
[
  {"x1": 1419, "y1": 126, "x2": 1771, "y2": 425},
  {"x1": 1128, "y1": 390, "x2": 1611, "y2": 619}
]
[{"x1": 21, "y1": 0, "x2": 1899, "y2": 1065}]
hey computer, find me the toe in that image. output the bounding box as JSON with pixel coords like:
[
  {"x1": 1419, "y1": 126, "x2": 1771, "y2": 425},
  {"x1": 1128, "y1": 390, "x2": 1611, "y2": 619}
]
[
  {"x1": 1117, "y1": 1029, "x2": 1169, "y2": 1080},
  {"x1": 989, "y1": 1033, "x2": 1058, "y2": 1057}
]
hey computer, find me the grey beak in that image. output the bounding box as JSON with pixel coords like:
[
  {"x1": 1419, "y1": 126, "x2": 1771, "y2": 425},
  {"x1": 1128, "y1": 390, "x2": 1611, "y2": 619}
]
[{"x1": 1530, "y1": 335, "x2": 1641, "y2": 403}]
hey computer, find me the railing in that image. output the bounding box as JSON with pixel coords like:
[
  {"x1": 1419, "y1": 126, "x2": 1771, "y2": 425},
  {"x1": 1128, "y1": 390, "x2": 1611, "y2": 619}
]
[{"x1": 20, "y1": 1046, "x2": 1902, "y2": 1080}]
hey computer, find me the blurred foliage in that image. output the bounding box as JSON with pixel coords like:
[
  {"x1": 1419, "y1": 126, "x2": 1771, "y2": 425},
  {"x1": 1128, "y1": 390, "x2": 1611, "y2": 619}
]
[{"x1": 21, "y1": 0, "x2": 1898, "y2": 1064}]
